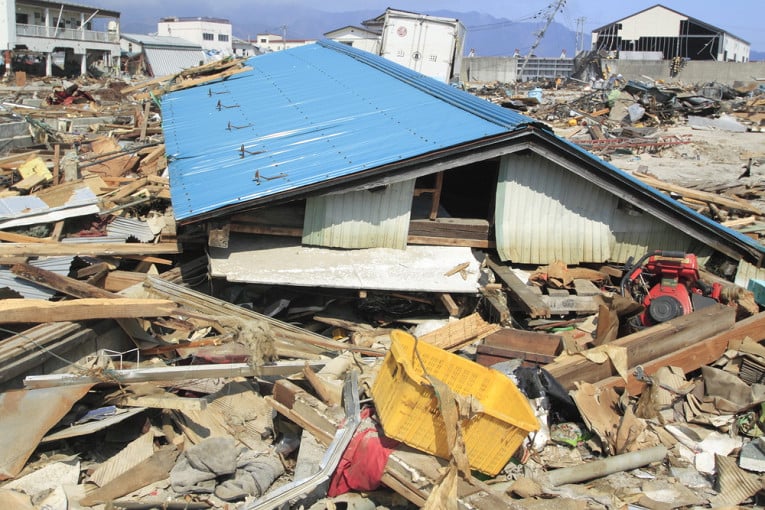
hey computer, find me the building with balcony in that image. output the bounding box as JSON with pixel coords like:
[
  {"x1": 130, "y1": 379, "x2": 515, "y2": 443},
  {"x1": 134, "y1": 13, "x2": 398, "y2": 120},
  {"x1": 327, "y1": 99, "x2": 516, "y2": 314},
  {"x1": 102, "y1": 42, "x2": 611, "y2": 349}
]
[
  {"x1": 157, "y1": 17, "x2": 232, "y2": 59},
  {"x1": 0, "y1": 0, "x2": 120, "y2": 76}
]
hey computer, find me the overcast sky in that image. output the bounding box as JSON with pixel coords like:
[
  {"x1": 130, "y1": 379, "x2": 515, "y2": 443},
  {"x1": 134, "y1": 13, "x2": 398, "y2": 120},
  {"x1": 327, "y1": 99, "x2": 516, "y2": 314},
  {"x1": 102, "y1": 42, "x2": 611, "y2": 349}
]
[{"x1": 92, "y1": 0, "x2": 765, "y2": 50}]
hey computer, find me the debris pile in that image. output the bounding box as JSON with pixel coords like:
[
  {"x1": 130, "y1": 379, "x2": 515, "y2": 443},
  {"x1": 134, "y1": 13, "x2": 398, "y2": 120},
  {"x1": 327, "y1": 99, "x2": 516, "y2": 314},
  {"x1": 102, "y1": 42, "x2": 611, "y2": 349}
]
[{"x1": 0, "y1": 56, "x2": 764, "y2": 510}]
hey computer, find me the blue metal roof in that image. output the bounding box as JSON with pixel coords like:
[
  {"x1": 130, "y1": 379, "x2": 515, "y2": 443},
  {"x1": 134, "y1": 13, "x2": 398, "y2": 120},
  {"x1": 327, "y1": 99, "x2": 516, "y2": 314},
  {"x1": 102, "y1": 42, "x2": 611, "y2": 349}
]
[{"x1": 162, "y1": 39, "x2": 536, "y2": 222}]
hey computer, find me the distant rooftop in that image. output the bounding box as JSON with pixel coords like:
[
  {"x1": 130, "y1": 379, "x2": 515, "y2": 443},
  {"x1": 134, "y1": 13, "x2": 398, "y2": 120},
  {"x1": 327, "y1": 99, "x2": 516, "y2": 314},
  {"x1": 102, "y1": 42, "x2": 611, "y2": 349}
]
[{"x1": 159, "y1": 16, "x2": 230, "y2": 24}]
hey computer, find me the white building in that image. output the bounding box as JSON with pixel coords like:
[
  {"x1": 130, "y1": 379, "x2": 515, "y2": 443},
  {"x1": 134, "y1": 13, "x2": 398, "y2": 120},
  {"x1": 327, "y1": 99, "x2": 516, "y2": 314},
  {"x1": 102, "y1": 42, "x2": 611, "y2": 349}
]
[
  {"x1": 253, "y1": 33, "x2": 315, "y2": 53},
  {"x1": 120, "y1": 33, "x2": 204, "y2": 77},
  {"x1": 232, "y1": 36, "x2": 260, "y2": 58},
  {"x1": 323, "y1": 25, "x2": 380, "y2": 54},
  {"x1": 157, "y1": 17, "x2": 232, "y2": 58},
  {"x1": 591, "y1": 4, "x2": 750, "y2": 62},
  {"x1": 0, "y1": 0, "x2": 120, "y2": 76}
]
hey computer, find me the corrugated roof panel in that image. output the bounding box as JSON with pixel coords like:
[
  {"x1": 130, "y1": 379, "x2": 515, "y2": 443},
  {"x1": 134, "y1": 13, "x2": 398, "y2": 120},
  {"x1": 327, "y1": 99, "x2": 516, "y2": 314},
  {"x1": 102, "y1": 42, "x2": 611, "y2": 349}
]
[
  {"x1": 302, "y1": 179, "x2": 415, "y2": 249},
  {"x1": 144, "y1": 48, "x2": 207, "y2": 77},
  {"x1": 106, "y1": 217, "x2": 156, "y2": 243},
  {"x1": 163, "y1": 40, "x2": 536, "y2": 222}
]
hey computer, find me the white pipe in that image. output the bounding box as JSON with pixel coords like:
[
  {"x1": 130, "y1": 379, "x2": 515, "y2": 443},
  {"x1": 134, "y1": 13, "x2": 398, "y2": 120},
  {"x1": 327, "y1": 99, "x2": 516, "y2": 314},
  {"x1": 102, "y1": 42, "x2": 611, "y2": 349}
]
[{"x1": 543, "y1": 446, "x2": 667, "y2": 486}]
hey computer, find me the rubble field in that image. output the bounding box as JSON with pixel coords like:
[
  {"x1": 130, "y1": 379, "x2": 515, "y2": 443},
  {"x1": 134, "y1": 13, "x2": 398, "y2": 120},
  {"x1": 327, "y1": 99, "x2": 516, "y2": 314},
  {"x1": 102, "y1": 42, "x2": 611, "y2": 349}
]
[{"x1": 0, "y1": 64, "x2": 764, "y2": 510}]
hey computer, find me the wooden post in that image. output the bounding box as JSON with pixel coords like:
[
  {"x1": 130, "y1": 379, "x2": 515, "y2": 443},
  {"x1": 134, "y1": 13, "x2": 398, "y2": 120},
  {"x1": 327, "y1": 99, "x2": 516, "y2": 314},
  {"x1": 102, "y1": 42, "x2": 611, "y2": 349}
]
[
  {"x1": 53, "y1": 144, "x2": 60, "y2": 184},
  {"x1": 139, "y1": 101, "x2": 151, "y2": 141}
]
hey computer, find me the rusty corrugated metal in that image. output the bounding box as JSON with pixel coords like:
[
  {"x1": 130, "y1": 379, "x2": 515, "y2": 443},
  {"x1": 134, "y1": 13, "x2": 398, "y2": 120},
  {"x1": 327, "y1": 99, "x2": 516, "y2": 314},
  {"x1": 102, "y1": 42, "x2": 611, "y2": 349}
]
[
  {"x1": 302, "y1": 179, "x2": 415, "y2": 249},
  {"x1": 495, "y1": 152, "x2": 695, "y2": 265},
  {"x1": 0, "y1": 384, "x2": 93, "y2": 480}
]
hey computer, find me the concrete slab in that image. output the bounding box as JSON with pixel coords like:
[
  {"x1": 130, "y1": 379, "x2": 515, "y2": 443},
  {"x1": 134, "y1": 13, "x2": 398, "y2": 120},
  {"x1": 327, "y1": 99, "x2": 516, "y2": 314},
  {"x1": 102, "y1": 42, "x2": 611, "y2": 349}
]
[{"x1": 209, "y1": 234, "x2": 484, "y2": 292}]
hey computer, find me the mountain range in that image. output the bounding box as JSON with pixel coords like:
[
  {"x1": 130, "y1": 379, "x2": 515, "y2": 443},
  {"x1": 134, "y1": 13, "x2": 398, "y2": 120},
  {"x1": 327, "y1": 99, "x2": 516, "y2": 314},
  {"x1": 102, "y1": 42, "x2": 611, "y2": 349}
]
[
  {"x1": 117, "y1": 6, "x2": 763, "y2": 60},
  {"x1": 118, "y1": 7, "x2": 579, "y2": 58}
]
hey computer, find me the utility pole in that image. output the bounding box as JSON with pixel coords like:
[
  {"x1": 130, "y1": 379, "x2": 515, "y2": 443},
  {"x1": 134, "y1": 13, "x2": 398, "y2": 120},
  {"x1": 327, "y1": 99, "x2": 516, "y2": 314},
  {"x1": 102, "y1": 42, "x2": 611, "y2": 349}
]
[
  {"x1": 517, "y1": 0, "x2": 566, "y2": 85},
  {"x1": 575, "y1": 17, "x2": 586, "y2": 54},
  {"x1": 281, "y1": 25, "x2": 287, "y2": 51}
]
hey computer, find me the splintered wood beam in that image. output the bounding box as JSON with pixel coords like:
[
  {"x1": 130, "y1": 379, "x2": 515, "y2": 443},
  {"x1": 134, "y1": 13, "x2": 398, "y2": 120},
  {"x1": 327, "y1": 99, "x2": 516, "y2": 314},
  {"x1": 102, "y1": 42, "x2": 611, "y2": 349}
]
[
  {"x1": 485, "y1": 257, "x2": 550, "y2": 318},
  {"x1": 545, "y1": 304, "x2": 736, "y2": 390},
  {"x1": 596, "y1": 310, "x2": 765, "y2": 395},
  {"x1": 11, "y1": 262, "x2": 117, "y2": 299},
  {"x1": 479, "y1": 288, "x2": 510, "y2": 324},
  {"x1": 0, "y1": 298, "x2": 179, "y2": 323}
]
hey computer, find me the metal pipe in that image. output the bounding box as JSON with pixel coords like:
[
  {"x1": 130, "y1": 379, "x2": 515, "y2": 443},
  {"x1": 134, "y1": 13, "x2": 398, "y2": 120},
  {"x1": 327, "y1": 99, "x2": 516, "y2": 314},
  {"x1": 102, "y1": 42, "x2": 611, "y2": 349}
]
[{"x1": 543, "y1": 445, "x2": 667, "y2": 486}]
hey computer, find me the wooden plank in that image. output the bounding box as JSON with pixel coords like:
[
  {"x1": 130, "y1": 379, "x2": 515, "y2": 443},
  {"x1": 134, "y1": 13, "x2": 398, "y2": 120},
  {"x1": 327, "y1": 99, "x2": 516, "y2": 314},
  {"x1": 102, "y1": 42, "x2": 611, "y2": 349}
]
[
  {"x1": 408, "y1": 218, "x2": 490, "y2": 240},
  {"x1": 104, "y1": 270, "x2": 147, "y2": 292},
  {"x1": 485, "y1": 257, "x2": 550, "y2": 318},
  {"x1": 0, "y1": 242, "x2": 180, "y2": 258},
  {"x1": 439, "y1": 293, "x2": 460, "y2": 316},
  {"x1": 572, "y1": 278, "x2": 602, "y2": 296},
  {"x1": 479, "y1": 288, "x2": 510, "y2": 324},
  {"x1": 634, "y1": 173, "x2": 764, "y2": 215},
  {"x1": 429, "y1": 171, "x2": 443, "y2": 220},
  {"x1": 545, "y1": 304, "x2": 736, "y2": 390},
  {"x1": 230, "y1": 222, "x2": 303, "y2": 237},
  {"x1": 540, "y1": 294, "x2": 599, "y2": 315},
  {"x1": 108, "y1": 176, "x2": 148, "y2": 202},
  {"x1": 11, "y1": 263, "x2": 116, "y2": 299},
  {"x1": 0, "y1": 298, "x2": 178, "y2": 323},
  {"x1": 418, "y1": 312, "x2": 500, "y2": 351},
  {"x1": 0, "y1": 231, "x2": 57, "y2": 244},
  {"x1": 120, "y1": 395, "x2": 208, "y2": 411},
  {"x1": 596, "y1": 311, "x2": 765, "y2": 395},
  {"x1": 407, "y1": 235, "x2": 494, "y2": 248}
]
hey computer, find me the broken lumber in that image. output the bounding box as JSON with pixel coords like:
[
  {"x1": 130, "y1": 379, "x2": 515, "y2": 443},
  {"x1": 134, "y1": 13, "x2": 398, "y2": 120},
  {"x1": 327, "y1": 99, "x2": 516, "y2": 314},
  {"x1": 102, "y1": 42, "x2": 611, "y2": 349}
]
[
  {"x1": 545, "y1": 304, "x2": 736, "y2": 390},
  {"x1": 596, "y1": 310, "x2": 765, "y2": 395},
  {"x1": 418, "y1": 312, "x2": 500, "y2": 351},
  {"x1": 0, "y1": 298, "x2": 178, "y2": 323},
  {"x1": 486, "y1": 258, "x2": 550, "y2": 318},
  {"x1": 634, "y1": 172, "x2": 764, "y2": 215},
  {"x1": 11, "y1": 263, "x2": 116, "y2": 299},
  {"x1": 0, "y1": 242, "x2": 180, "y2": 258},
  {"x1": 24, "y1": 361, "x2": 328, "y2": 389}
]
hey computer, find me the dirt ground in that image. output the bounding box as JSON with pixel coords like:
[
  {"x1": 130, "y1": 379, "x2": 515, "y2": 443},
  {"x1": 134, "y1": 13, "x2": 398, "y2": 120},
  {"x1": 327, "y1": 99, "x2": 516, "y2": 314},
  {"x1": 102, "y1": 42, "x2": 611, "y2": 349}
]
[{"x1": 552, "y1": 113, "x2": 765, "y2": 210}]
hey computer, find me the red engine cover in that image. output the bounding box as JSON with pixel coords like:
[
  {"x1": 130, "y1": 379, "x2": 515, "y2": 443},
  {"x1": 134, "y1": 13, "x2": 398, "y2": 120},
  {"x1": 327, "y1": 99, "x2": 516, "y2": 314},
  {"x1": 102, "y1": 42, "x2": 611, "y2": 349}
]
[{"x1": 640, "y1": 254, "x2": 699, "y2": 326}]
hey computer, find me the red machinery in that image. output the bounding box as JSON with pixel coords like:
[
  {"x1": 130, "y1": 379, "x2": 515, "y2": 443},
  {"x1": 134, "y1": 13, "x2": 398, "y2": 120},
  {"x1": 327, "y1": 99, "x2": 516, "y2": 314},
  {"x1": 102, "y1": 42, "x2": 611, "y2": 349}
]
[{"x1": 620, "y1": 250, "x2": 722, "y2": 327}]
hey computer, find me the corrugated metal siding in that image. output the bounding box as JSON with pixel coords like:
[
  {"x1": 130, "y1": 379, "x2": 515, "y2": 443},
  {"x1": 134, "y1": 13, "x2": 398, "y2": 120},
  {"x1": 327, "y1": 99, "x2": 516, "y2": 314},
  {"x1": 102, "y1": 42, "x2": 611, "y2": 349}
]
[
  {"x1": 495, "y1": 153, "x2": 696, "y2": 265},
  {"x1": 163, "y1": 40, "x2": 537, "y2": 222},
  {"x1": 302, "y1": 179, "x2": 415, "y2": 249},
  {"x1": 144, "y1": 48, "x2": 206, "y2": 77},
  {"x1": 106, "y1": 217, "x2": 156, "y2": 243}
]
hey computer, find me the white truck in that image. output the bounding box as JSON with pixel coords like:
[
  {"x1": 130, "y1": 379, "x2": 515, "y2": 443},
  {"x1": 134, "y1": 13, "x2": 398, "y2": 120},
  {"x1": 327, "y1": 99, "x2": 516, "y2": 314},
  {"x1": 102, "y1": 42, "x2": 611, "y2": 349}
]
[{"x1": 376, "y1": 8, "x2": 466, "y2": 84}]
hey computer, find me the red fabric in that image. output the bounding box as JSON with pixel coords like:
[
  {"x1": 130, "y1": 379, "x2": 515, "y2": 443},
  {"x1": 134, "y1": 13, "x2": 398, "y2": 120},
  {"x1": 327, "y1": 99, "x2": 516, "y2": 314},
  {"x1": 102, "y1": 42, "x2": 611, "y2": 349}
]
[{"x1": 327, "y1": 408, "x2": 398, "y2": 496}]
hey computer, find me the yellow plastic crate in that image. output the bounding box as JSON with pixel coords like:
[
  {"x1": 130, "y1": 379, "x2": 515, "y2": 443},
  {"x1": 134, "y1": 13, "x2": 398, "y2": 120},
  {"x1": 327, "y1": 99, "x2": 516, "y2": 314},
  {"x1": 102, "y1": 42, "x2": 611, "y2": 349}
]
[{"x1": 371, "y1": 330, "x2": 540, "y2": 476}]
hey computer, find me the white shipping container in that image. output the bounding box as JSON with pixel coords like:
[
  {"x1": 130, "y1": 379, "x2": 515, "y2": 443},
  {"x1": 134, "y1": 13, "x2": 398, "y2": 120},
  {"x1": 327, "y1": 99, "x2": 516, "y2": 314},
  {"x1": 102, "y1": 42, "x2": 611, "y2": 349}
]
[{"x1": 378, "y1": 10, "x2": 466, "y2": 84}]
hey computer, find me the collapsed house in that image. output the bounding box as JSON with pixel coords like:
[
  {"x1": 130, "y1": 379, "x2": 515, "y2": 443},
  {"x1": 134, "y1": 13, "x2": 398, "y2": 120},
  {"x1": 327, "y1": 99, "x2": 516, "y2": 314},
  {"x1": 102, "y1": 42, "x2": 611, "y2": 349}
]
[
  {"x1": 2, "y1": 39, "x2": 765, "y2": 510},
  {"x1": 162, "y1": 39, "x2": 765, "y2": 301}
]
